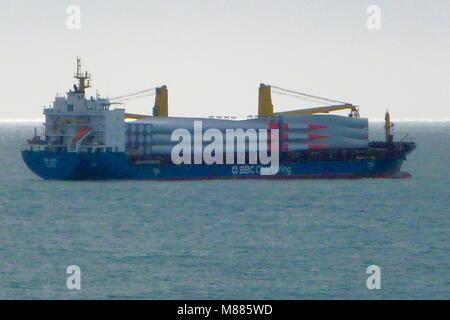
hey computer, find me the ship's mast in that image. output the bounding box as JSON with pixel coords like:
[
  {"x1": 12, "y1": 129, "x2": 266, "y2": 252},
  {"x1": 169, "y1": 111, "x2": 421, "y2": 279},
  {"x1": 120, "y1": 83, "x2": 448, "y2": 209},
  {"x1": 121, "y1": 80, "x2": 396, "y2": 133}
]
[
  {"x1": 385, "y1": 110, "x2": 394, "y2": 144},
  {"x1": 74, "y1": 57, "x2": 91, "y2": 94}
]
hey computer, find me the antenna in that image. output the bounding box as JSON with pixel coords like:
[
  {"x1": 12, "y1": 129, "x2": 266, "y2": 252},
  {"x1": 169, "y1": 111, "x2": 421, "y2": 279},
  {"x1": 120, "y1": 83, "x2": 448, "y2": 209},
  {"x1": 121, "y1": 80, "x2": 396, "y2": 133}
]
[{"x1": 74, "y1": 57, "x2": 91, "y2": 94}]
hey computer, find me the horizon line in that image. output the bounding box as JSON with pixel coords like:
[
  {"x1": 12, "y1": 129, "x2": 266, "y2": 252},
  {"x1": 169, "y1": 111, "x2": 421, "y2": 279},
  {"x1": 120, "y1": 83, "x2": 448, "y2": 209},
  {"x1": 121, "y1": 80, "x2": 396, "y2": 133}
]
[{"x1": 0, "y1": 118, "x2": 449, "y2": 123}]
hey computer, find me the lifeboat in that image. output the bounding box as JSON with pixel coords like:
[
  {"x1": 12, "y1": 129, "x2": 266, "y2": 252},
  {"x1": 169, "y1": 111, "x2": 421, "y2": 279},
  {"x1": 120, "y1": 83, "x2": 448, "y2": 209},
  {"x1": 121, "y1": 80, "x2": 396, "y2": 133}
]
[{"x1": 72, "y1": 126, "x2": 92, "y2": 144}]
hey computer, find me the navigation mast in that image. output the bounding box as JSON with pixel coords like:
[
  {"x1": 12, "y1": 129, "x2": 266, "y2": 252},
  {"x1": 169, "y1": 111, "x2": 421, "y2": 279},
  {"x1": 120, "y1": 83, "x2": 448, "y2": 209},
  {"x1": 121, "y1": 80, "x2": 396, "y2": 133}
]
[{"x1": 74, "y1": 57, "x2": 91, "y2": 94}]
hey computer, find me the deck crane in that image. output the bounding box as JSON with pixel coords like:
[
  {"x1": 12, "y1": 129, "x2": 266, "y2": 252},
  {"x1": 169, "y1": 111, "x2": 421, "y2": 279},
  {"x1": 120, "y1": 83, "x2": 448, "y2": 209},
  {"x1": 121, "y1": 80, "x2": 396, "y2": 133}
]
[
  {"x1": 118, "y1": 83, "x2": 359, "y2": 120},
  {"x1": 110, "y1": 86, "x2": 168, "y2": 119},
  {"x1": 258, "y1": 84, "x2": 360, "y2": 118}
]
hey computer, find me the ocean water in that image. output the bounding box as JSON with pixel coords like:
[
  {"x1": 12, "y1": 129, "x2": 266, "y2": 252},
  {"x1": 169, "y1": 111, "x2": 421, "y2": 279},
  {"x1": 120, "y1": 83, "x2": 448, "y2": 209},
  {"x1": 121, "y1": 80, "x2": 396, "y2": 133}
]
[{"x1": 0, "y1": 121, "x2": 448, "y2": 299}]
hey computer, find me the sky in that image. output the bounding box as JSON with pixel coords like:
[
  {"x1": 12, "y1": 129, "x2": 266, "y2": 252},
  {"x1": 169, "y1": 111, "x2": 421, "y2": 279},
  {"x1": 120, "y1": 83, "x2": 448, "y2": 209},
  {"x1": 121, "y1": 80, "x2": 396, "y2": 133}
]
[{"x1": 1, "y1": 0, "x2": 449, "y2": 120}]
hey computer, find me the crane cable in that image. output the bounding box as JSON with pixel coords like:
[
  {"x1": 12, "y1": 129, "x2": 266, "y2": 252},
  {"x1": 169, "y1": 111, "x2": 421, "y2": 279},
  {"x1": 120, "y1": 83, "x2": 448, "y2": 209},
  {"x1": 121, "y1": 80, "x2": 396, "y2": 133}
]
[
  {"x1": 111, "y1": 92, "x2": 156, "y2": 102},
  {"x1": 271, "y1": 89, "x2": 332, "y2": 106},
  {"x1": 109, "y1": 87, "x2": 157, "y2": 101},
  {"x1": 269, "y1": 85, "x2": 349, "y2": 105}
]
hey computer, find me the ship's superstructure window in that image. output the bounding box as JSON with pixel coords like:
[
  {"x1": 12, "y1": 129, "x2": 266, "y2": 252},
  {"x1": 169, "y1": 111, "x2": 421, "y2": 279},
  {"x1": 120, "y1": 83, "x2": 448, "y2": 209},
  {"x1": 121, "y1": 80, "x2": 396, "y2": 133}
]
[{"x1": 68, "y1": 104, "x2": 74, "y2": 112}]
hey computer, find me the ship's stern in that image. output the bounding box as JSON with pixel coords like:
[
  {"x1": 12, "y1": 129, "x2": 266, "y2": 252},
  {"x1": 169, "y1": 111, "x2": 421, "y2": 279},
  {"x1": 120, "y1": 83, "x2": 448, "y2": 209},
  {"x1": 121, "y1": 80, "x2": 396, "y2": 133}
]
[{"x1": 22, "y1": 150, "x2": 81, "y2": 180}]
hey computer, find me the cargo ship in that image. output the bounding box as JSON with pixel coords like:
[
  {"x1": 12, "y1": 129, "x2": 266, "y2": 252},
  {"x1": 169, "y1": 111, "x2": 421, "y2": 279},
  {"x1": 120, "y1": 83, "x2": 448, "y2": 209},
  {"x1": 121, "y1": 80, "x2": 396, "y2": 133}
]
[{"x1": 22, "y1": 58, "x2": 416, "y2": 180}]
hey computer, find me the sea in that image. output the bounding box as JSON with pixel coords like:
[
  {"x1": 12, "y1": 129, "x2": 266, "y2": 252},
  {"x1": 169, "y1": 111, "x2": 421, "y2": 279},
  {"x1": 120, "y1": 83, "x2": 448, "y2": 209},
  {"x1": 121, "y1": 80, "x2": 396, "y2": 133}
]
[{"x1": 0, "y1": 121, "x2": 448, "y2": 299}]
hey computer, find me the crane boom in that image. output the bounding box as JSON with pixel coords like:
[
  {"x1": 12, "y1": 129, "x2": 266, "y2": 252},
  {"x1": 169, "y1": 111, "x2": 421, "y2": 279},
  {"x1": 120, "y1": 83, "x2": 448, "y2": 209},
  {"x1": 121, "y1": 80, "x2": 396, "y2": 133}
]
[
  {"x1": 274, "y1": 103, "x2": 360, "y2": 117},
  {"x1": 258, "y1": 84, "x2": 360, "y2": 118},
  {"x1": 122, "y1": 85, "x2": 168, "y2": 119},
  {"x1": 125, "y1": 113, "x2": 150, "y2": 120}
]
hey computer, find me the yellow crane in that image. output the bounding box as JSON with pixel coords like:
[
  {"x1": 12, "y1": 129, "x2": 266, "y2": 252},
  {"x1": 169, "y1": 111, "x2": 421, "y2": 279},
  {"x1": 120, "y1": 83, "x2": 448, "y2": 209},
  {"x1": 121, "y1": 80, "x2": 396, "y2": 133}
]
[
  {"x1": 124, "y1": 113, "x2": 149, "y2": 120},
  {"x1": 110, "y1": 86, "x2": 168, "y2": 120},
  {"x1": 258, "y1": 83, "x2": 360, "y2": 118},
  {"x1": 121, "y1": 83, "x2": 359, "y2": 120},
  {"x1": 274, "y1": 104, "x2": 359, "y2": 117}
]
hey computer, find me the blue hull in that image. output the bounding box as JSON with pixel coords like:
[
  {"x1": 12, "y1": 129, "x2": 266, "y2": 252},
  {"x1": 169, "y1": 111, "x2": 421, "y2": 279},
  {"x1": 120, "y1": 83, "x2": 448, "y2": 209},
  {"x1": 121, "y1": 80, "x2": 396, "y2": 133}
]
[{"x1": 22, "y1": 150, "x2": 409, "y2": 180}]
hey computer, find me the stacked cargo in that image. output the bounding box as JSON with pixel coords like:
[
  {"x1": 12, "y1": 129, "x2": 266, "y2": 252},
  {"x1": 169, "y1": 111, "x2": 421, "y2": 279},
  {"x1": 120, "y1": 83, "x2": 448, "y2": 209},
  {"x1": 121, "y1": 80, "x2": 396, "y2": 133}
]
[
  {"x1": 277, "y1": 114, "x2": 368, "y2": 151},
  {"x1": 125, "y1": 123, "x2": 153, "y2": 155},
  {"x1": 128, "y1": 117, "x2": 279, "y2": 156},
  {"x1": 126, "y1": 114, "x2": 368, "y2": 156}
]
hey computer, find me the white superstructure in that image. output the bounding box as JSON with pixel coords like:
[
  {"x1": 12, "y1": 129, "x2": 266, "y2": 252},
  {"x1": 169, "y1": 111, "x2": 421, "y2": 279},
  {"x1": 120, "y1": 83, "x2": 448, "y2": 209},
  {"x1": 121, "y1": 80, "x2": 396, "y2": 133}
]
[{"x1": 39, "y1": 58, "x2": 125, "y2": 153}]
